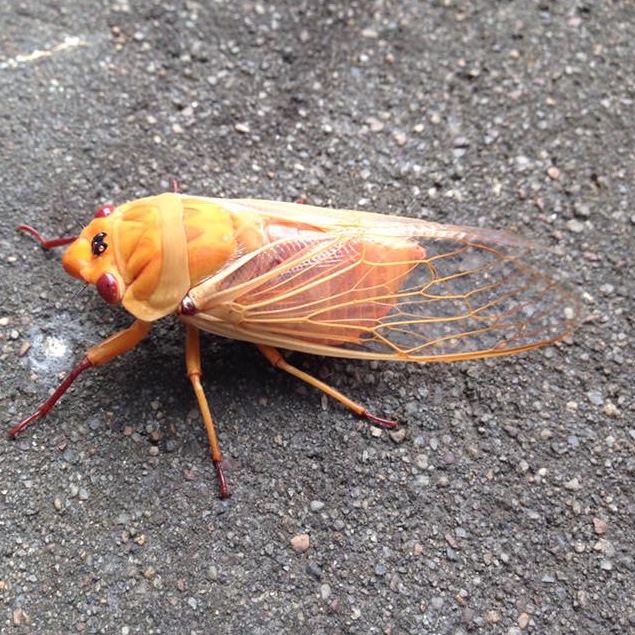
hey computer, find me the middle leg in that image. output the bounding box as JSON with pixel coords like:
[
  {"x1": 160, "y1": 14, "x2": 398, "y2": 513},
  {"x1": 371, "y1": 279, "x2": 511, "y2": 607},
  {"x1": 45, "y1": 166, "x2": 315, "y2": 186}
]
[{"x1": 185, "y1": 325, "x2": 230, "y2": 498}]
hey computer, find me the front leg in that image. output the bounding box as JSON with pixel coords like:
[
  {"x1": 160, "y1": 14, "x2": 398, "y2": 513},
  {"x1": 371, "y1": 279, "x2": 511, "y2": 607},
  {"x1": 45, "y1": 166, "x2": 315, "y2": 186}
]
[{"x1": 10, "y1": 319, "x2": 153, "y2": 437}]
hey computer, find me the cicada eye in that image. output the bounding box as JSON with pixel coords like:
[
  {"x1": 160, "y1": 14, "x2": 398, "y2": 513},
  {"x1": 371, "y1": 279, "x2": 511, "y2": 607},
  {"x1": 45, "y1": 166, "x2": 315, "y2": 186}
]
[
  {"x1": 95, "y1": 204, "x2": 115, "y2": 218},
  {"x1": 96, "y1": 273, "x2": 119, "y2": 304},
  {"x1": 91, "y1": 232, "x2": 108, "y2": 256}
]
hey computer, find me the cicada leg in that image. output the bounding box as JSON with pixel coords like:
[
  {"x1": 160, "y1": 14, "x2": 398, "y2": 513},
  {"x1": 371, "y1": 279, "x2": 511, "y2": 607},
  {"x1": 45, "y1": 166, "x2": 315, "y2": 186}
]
[
  {"x1": 11, "y1": 319, "x2": 153, "y2": 437},
  {"x1": 184, "y1": 325, "x2": 230, "y2": 499},
  {"x1": 256, "y1": 344, "x2": 398, "y2": 428}
]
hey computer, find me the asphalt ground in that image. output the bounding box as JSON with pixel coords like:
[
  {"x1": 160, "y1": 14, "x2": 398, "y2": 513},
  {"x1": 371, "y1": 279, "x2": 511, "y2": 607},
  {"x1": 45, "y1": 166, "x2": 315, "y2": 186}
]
[{"x1": 0, "y1": 1, "x2": 633, "y2": 633}]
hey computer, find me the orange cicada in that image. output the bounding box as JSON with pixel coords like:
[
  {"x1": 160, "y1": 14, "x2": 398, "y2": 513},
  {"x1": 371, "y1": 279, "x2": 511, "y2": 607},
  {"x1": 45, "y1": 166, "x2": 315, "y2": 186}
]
[{"x1": 13, "y1": 192, "x2": 580, "y2": 497}]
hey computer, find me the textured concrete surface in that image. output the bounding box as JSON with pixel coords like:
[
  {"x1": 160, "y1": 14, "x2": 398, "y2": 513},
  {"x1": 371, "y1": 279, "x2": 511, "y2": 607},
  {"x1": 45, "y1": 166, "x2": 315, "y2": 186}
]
[{"x1": 0, "y1": 2, "x2": 633, "y2": 633}]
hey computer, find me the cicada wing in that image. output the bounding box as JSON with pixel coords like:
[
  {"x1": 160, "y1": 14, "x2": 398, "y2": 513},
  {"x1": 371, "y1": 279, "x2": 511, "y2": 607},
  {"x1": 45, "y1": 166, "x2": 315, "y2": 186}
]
[
  {"x1": 182, "y1": 223, "x2": 580, "y2": 362},
  {"x1": 210, "y1": 197, "x2": 535, "y2": 248}
]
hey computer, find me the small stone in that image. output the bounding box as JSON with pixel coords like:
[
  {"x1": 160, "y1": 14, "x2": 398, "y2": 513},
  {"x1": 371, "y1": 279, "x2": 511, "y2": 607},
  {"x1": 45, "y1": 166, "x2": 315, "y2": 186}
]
[
  {"x1": 115, "y1": 514, "x2": 129, "y2": 527},
  {"x1": 466, "y1": 445, "x2": 480, "y2": 459},
  {"x1": 366, "y1": 116, "x2": 384, "y2": 132},
  {"x1": 13, "y1": 608, "x2": 30, "y2": 626},
  {"x1": 234, "y1": 122, "x2": 250, "y2": 134},
  {"x1": 310, "y1": 500, "x2": 325, "y2": 512},
  {"x1": 566, "y1": 219, "x2": 585, "y2": 233},
  {"x1": 514, "y1": 155, "x2": 532, "y2": 171},
  {"x1": 388, "y1": 428, "x2": 407, "y2": 443},
  {"x1": 453, "y1": 136, "x2": 470, "y2": 148},
  {"x1": 593, "y1": 518, "x2": 609, "y2": 535},
  {"x1": 546, "y1": 166, "x2": 560, "y2": 180},
  {"x1": 414, "y1": 454, "x2": 429, "y2": 469},
  {"x1": 393, "y1": 132, "x2": 407, "y2": 146},
  {"x1": 290, "y1": 533, "x2": 310, "y2": 553},
  {"x1": 486, "y1": 610, "x2": 501, "y2": 624},
  {"x1": 573, "y1": 202, "x2": 591, "y2": 218},
  {"x1": 518, "y1": 612, "x2": 530, "y2": 629},
  {"x1": 430, "y1": 596, "x2": 444, "y2": 610},
  {"x1": 593, "y1": 539, "x2": 615, "y2": 557},
  {"x1": 603, "y1": 401, "x2": 619, "y2": 417},
  {"x1": 564, "y1": 477, "x2": 582, "y2": 491},
  {"x1": 517, "y1": 459, "x2": 529, "y2": 473},
  {"x1": 586, "y1": 390, "x2": 603, "y2": 406}
]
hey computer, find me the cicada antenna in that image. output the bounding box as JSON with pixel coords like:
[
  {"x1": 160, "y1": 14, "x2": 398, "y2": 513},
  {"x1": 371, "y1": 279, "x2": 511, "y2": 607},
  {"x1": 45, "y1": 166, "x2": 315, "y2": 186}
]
[
  {"x1": 71, "y1": 214, "x2": 85, "y2": 232},
  {"x1": 71, "y1": 282, "x2": 89, "y2": 302}
]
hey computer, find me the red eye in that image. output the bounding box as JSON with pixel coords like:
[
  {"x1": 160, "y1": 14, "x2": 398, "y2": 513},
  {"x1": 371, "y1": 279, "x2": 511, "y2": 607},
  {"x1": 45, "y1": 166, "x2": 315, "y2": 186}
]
[
  {"x1": 96, "y1": 273, "x2": 119, "y2": 304},
  {"x1": 95, "y1": 204, "x2": 115, "y2": 218}
]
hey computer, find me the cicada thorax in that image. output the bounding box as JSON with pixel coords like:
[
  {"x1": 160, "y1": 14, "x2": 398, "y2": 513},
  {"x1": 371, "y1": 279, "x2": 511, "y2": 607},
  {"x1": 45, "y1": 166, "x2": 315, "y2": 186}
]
[{"x1": 62, "y1": 193, "x2": 253, "y2": 322}]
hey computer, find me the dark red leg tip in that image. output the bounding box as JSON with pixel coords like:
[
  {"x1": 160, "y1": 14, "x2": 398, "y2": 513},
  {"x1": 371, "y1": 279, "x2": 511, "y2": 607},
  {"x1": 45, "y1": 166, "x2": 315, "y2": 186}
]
[
  {"x1": 364, "y1": 411, "x2": 399, "y2": 429},
  {"x1": 213, "y1": 459, "x2": 232, "y2": 499}
]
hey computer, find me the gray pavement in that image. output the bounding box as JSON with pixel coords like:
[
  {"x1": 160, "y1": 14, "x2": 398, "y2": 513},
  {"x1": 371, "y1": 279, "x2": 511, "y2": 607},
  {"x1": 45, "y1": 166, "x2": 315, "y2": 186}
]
[{"x1": 0, "y1": 1, "x2": 633, "y2": 633}]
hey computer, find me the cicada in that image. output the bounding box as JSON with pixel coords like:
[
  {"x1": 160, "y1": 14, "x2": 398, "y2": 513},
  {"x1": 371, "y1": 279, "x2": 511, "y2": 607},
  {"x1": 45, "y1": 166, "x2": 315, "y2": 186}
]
[{"x1": 13, "y1": 192, "x2": 580, "y2": 497}]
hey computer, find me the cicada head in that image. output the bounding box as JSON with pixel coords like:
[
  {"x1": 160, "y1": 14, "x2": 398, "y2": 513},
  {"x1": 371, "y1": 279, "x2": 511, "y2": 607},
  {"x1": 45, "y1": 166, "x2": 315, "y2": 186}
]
[
  {"x1": 62, "y1": 194, "x2": 192, "y2": 322},
  {"x1": 62, "y1": 203, "x2": 124, "y2": 305}
]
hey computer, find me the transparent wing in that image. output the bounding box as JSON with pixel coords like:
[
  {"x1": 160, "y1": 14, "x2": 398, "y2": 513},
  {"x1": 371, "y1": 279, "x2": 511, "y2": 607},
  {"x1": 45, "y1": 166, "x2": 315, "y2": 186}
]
[{"x1": 182, "y1": 222, "x2": 580, "y2": 362}]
